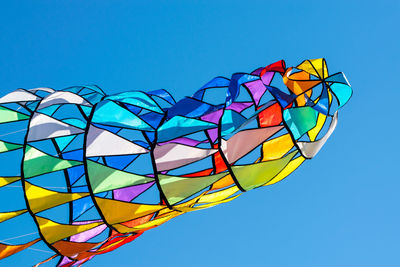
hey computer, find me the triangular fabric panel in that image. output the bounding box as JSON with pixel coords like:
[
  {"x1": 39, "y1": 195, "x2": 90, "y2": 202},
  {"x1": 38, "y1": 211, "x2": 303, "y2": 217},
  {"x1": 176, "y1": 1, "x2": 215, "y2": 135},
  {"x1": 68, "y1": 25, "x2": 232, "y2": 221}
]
[
  {"x1": 94, "y1": 197, "x2": 165, "y2": 225},
  {"x1": 0, "y1": 89, "x2": 40, "y2": 104},
  {"x1": 158, "y1": 172, "x2": 226, "y2": 205},
  {"x1": 0, "y1": 209, "x2": 27, "y2": 223},
  {"x1": 113, "y1": 182, "x2": 155, "y2": 202},
  {"x1": 36, "y1": 216, "x2": 103, "y2": 244},
  {"x1": 0, "y1": 239, "x2": 41, "y2": 260},
  {"x1": 106, "y1": 91, "x2": 164, "y2": 114},
  {"x1": 27, "y1": 113, "x2": 85, "y2": 142},
  {"x1": 80, "y1": 105, "x2": 92, "y2": 117},
  {"x1": 0, "y1": 141, "x2": 22, "y2": 153},
  {"x1": 221, "y1": 125, "x2": 283, "y2": 163},
  {"x1": 86, "y1": 125, "x2": 148, "y2": 157},
  {"x1": 154, "y1": 143, "x2": 217, "y2": 171},
  {"x1": 55, "y1": 135, "x2": 76, "y2": 151},
  {"x1": 114, "y1": 212, "x2": 178, "y2": 233},
  {"x1": 91, "y1": 101, "x2": 154, "y2": 131},
  {"x1": 262, "y1": 134, "x2": 294, "y2": 161},
  {"x1": 265, "y1": 156, "x2": 305, "y2": 186},
  {"x1": 232, "y1": 151, "x2": 298, "y2": 190},
  {"x1": 25, "y1": 181, "x2": 89, "y2": 213},
  {"x1": 52, "y1": 240, "x2": 99, "y2": 258},
  {"x1": 197, "y1": 186, "x2": 239, "y2": 204},
  {"x1": 297, "y1": 59, "x2": 328, "y2": 78},
  {"x1": 308, "y1": 113, "x2": 327, "y2": 142},
  {"x1": 283, "y1": 107, "x2": 318, "y2": 140},
  {"x1": 38, "y1": 91, "x2": 92, "y2": 110},
  {"x1": 24, "y1": 146, "x2": 82, "y2": 178},
  {"x1": 157, "y1": 116, "x2": 216, "y2": 142},
  {"x1": 0, "y1": 176, "x2": 20, "y2": 187},
  {"x1": 86, "y1": 160, "x2": 155, "y2": 193},
  {"x1": 0, "y1": 106, "x2": 30, "y2": 124}
]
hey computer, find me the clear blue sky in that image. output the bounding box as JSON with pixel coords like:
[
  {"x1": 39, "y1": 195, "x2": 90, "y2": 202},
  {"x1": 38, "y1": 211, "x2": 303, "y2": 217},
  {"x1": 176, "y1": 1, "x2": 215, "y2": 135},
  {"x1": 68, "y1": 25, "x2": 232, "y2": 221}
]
[{"x1": 0, "y1": 1, "x2": 399, "y2": 266}]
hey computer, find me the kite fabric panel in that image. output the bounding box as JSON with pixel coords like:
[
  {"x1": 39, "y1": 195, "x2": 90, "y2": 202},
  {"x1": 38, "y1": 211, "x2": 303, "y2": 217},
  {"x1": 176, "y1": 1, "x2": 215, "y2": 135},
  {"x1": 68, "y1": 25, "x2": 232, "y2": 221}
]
[{"x1": 0, "y1": 58, "x2": 352, "y2": 266}]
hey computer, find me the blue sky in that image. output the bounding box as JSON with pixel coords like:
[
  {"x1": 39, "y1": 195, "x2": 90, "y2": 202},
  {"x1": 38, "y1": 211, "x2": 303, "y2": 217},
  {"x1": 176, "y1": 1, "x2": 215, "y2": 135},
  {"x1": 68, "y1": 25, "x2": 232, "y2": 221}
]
[{"x1": 0, "y1": 1, "x2": 399, "y2": 266}]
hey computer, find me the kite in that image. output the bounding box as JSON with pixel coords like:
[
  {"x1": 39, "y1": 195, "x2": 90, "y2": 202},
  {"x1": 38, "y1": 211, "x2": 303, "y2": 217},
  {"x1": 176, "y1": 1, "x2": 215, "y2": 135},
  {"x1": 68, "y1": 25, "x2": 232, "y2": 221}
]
[{"x1": 0, "y1": 58, "x2": 352, "y2": 266}]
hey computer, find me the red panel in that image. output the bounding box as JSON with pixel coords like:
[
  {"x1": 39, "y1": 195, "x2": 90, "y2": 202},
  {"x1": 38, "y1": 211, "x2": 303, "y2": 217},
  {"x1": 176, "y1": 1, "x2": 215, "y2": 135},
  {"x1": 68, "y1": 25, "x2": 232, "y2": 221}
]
[{"x1": 258, "y1": 103, "x2": 282, "y2": 127}]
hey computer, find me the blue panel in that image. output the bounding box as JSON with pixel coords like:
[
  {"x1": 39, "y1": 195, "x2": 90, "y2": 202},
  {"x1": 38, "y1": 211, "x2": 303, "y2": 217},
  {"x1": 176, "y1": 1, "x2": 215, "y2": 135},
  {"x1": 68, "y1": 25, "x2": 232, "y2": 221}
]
[{"x1": 105, "y1": 154, "x2": 139, "y2": 170}]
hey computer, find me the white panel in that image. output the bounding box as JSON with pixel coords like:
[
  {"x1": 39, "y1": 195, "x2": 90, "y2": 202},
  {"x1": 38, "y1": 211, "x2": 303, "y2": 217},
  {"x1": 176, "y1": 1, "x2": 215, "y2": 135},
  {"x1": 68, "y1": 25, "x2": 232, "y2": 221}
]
[
  {"x1": 86, "y1": 125, "x2": 149, "y2": 157},
  {"x1": 38, "y1": 91, "x2": 91, "y2": 110},
  {"x1": 27, "y1": 113, "x2": 84, "y2": 141},
  {"x1": 0, "y1": 89, "x2": 40, "y2": 104},
  {"x1": 154, "y1": 143, "x2": 217, "y2": 171},
  {"x1": 297, "y1": 112, "x2": 338, "y2": 159}
]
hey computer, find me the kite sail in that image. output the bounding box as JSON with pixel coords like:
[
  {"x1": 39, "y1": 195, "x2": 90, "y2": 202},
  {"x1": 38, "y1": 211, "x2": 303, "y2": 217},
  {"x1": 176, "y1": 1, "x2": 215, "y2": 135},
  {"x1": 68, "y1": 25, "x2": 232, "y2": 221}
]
[{"x1": 0, "y1": 58, "x2": 352, "y2": 266}]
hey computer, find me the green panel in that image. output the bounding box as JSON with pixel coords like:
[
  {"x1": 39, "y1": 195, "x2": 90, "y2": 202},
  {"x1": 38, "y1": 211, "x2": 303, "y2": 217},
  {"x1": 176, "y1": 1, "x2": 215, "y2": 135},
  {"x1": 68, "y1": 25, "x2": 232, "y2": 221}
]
[
  {"x1": 0, "y1": 140, "x2": 22, "y2": 153},
  {"x1": 283, "y1": 107, "x2": 318, "y2": 139},
  {"x1": 86, "y1": 160, "x2": 155, "y2": 194},
  {"x1": 159, "y1": 172, "x2": 226, "y2": 205},
  {"x1": 232, "y1": 151, "x2": 298, "y2": 191},
  {"x1": 91, "y1": 101, "x2": 154, "y2": 131},
  {"x1": 23, "y1": 146, "x2": 82, "y2": 178},
  {"x1": 157, "y1": 116, "x2": 216, "y2": 142},
  {"x1": 0, "y1": 106, "x2": 30, "y2": 124}
]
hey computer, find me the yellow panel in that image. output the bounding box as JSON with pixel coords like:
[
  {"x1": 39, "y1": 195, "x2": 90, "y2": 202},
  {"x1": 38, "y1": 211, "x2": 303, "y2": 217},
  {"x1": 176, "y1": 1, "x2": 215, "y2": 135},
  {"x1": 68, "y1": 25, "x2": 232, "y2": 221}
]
[
  {"x1": 211, "y1": 174, "x2": 235, "y2": 190},
  {"x1": 95, "y1": 197, "x2": 166, "y2": 225},
  {"x1": 197, "y1": 186, "x2": 239, "y2": 204},
  {"x1": 0, "y1": 209, "x2": 27, "y2": 223},
  {"x1": 36, "y1": 216, "x2": 102, "y2": 244},
  {"x1": 264, "y1": 156, "x2": 306, "y2": 186},
  {"x1": 297, "y1": 59, "x2": 328, "y2": 79},
  {"x1": 0, "y1": 176, "x2": 20, "y2": 187},
  {"x1": 308, "y1": 113, "x2": 327, "y2": 141},
  {"x1": 262, "y1": 134, "x2": 294, "y2": 161},
  {"x1": 157, "y1": 192, "x2": 205, "y2": 217},
  {"x1": 25, "y1": 181, "x2": 89, "y2": 213},
  {"x1": 179, "y1": 195, "x2": 240, "y2": 212}
]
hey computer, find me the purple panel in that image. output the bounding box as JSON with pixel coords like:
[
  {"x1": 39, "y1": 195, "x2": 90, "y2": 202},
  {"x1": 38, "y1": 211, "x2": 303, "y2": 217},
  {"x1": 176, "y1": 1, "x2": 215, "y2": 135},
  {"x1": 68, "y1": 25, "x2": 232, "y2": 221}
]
[
  {"x1": 113, "y1": 181, "x2": 155, "y2": 202},
  {"x1": 261, "y1": 71, "x2": 274, "y2": 85},
  {"x1": 201, "y1": 109, "x2": 222, "y2": 143},
  {"x1": 245, "y1": 79, "x2": 266, "y2": 106},
  {"x1": 70, "y1": 224, "x2": 107, "y2": 243},
  {"x1": 73, "y1": 219, "x2": 103, "y2": 225},
  {"x1": 207, "y1": 128, "x2": 218, "y2": 143},
  {"x1": 201, "y1": 109, "x2": 223, "y2": 124},
  {"x1": 226, "y1": 102, "x2": 253, "y2": 113},
  {"x1": 59, "y1": 256, "x2": 73, "y2": 266},
  {"x1": 158, "y1": 137, "x2": 201, "y2": 146}
]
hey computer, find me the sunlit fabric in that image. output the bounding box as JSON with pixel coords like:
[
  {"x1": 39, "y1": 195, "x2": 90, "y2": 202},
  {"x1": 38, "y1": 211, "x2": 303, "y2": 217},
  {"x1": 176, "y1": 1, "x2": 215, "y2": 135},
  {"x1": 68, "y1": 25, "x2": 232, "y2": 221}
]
[{"x1": 0, "y1": 58, "x2": 351, "y2": 266}]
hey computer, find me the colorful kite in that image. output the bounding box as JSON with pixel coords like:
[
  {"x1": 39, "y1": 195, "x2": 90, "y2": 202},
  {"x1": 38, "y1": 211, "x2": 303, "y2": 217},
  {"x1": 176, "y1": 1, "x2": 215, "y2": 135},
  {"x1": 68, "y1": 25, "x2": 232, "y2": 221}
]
[{"x1": 0, "y1": 59, "x2": 351, "y2": 266}]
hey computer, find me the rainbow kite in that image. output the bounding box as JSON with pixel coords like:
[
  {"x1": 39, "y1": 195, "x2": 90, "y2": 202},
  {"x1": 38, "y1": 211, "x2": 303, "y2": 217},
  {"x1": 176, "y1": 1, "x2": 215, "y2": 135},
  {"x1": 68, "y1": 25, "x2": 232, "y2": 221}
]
[{"x1": 0, "y1": 59, "x2": 352, "y2": 266}]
